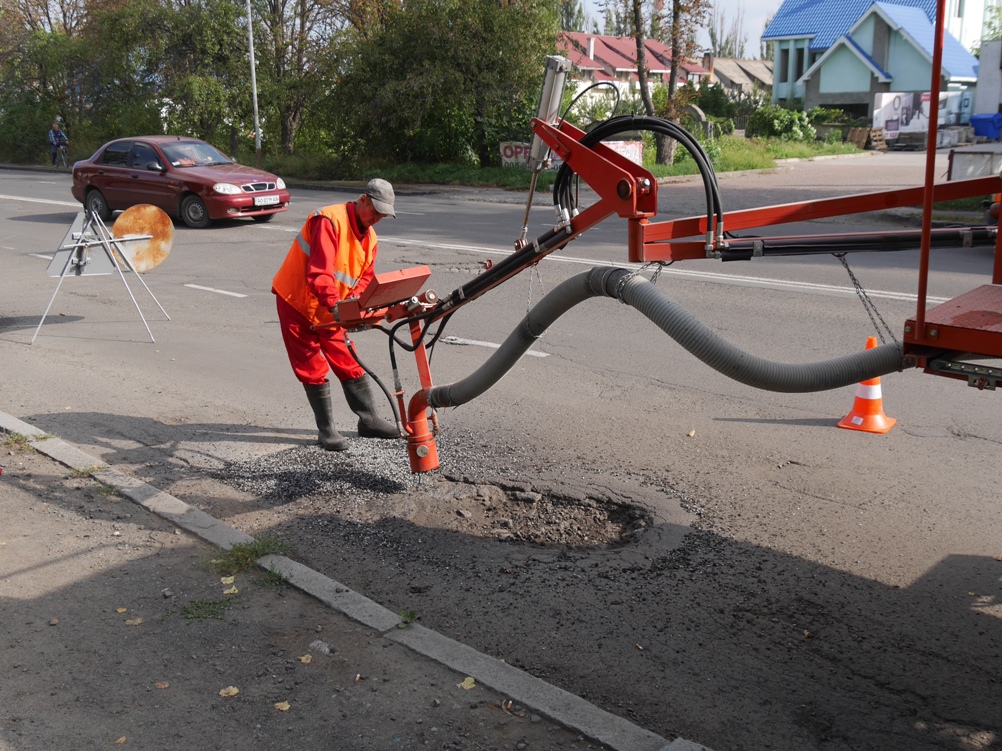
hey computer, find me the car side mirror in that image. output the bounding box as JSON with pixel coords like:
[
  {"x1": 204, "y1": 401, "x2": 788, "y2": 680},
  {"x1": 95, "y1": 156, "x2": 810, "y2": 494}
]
[{"x1": 147, "y1": 161, "x2": 166, "y2": 173}]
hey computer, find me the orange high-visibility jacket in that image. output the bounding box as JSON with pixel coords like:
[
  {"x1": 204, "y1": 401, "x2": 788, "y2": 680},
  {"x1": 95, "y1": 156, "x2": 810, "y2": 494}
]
[{"x1": 272, "y1": 204, "x2": 376, "y2": 327}]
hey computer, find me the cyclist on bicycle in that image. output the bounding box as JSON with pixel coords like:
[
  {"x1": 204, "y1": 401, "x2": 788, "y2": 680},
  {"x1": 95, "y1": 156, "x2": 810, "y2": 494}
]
[{"x1": 49, "y1": 123, "x2": 68, "y2": 166}]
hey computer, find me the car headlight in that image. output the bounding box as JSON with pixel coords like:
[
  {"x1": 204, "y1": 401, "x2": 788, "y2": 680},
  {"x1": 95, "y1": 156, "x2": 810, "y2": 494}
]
[
  {"x1": 276, "y1": 178, "x2": 286, "y2": 190},
  {"x1": 213, "y1": 183, "x2": 242, "y2": 195}
]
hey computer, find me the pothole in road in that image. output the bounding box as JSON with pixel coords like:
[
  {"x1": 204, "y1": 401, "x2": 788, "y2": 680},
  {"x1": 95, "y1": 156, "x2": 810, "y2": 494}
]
[
  {"x1": 406, "y1": 478, "x2": 649, "y2": 548},
  {"x1": 213, "y1": 446, "x2": 649, "y2": 549}
]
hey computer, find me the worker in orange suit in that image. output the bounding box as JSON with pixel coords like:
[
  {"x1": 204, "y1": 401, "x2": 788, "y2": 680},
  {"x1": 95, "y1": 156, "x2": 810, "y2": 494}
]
[{"x1": 272, "y1": 178, "x2": 399, "y2": 451}]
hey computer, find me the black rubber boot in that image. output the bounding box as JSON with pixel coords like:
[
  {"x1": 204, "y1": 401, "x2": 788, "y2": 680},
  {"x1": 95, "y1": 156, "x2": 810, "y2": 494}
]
[
  {"x1": 303, "y1": 382, "x2": 349, "y2": 451},
  {"x1": 341, "y1": 375, "x2": 399, "y2": 439}
]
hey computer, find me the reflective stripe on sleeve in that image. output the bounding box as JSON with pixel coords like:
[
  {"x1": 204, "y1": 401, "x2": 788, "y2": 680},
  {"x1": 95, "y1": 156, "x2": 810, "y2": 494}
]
[{"x1": 333, "y1": 270, "x2": 360, "y2": 288}]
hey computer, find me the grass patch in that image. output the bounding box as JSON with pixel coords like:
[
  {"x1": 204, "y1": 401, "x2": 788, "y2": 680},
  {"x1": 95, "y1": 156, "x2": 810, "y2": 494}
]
[
  {"x1": 210, "y1": 535, "x2": 296, "y2": 576},
  {"x1": 761, "y1": 139, "x2": 861, "y2": 160},
  {"x1": 258, "y1": 566, "x2": 288, "y2": 589},
  {"x1": 932, "y1": 196, "x2": 989, "y2": 212},
  {"x1": 1, "y1": 432, "x2": 34, "y2": 450},
  {"x1": 70, "y1": 466, "x2": 101, "y2": 478},
  {"x1": 182, "y1": 597, "x2": 230, "y2": 623}
]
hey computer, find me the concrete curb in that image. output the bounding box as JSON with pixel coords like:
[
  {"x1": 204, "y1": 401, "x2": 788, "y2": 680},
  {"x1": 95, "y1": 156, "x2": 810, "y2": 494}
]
[{"x1": 0, "y1": 409, "x2": 714, "y2": 751}]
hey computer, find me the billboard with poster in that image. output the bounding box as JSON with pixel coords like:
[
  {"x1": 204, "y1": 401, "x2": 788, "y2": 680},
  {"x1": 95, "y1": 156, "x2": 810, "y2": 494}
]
[
  {"x1": 873, "y1": 91, "x2": 973, "y2": 138},
  {"x1": 499, "y1": 140, "x2": 643, "y2": 168}
]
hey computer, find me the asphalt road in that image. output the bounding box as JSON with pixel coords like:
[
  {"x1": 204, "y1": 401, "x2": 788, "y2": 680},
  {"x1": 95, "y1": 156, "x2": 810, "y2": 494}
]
[{"x1": 2, "y1": 155, "x2": 1001, "y2": 751}]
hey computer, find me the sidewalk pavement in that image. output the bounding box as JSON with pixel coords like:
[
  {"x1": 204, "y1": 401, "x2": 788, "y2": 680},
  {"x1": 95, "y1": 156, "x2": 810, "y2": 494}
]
[{"x1": 0, "y1": 409, "x2": 713, "y2": 751}]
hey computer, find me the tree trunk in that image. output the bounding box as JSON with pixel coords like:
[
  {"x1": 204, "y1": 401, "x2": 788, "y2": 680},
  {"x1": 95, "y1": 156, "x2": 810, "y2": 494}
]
[
  {"x1": 660, "y1": 0, "x2": 682, "y2": 165},
  {"x1": 632, "y1": 0, "x2": 671, "y2": 163}
]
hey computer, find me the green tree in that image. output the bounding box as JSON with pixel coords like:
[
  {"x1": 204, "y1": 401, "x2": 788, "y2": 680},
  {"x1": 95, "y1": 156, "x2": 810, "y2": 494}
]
[
  {"x1": 600, "y1": 0, "x2": 630, "y2": 35},
  {"x1": 973, "y1": 4, "x2": 1002, "y2": 56},
  {"x1": 252, "y1": 0, "x2": 372, "y2": 154},
  {"x1": 83, "y1": 0, "x2": 253, "y2": 146},
  {"x1": 333, "y1": 0, "x2": 558, "y2": 167},
  {"x1": 557, "y1": 0, "x2": 587, "y2": 31},
  {"x1": 708, "y1": 6, "x2": 746, "y2": 58},
  {"x1": 628, "y1": 0, "x2": 708, "y2": 164},
  {"x1": 0, "y1": 0, "x2": 91, "y2": 151},
  {"x1": 759, "y1": 14, "x2": 774, "y2": 61}
]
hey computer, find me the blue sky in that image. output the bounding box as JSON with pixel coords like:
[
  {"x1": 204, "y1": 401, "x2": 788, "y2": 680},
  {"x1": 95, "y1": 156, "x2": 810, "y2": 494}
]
[{"x1": 580, "y1": 0, "x2": 777, "y2": 57}]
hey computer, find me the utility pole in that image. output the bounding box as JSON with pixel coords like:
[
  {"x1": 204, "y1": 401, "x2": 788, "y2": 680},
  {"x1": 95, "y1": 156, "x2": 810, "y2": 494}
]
[{"x1": 246, "y1": 0, "x2": 262, "y2": 169}]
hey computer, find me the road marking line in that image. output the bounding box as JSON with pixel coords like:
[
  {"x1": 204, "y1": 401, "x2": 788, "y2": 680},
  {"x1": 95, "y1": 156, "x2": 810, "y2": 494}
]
[
  {"x1": 30, "y1": 253, "x2": 54, "y2": 260},
  {"x1": 0, "y1": 193, "x2": 79, "y2": 207},
  {"x1": 184, "y1": 284, "x2": 247, "y2": 298},
  {"x1": 442, "y1": 336, "x2": 548, "y2": 357},
  {"x1": 379, "y1": 236, "x2": 949, "y2": 305}
]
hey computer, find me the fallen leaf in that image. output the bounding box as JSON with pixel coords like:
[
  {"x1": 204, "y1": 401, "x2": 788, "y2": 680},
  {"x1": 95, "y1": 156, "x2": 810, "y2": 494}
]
[
  {"x1": 458, "y1": 677, "x2": 476, "y2": 690},
  {"x1": 220, "y1": 576, "x2": 235, "y2": 585},
  {"x1": 116, "y1": 608, "x2": 128, "y2": 614},
  {"x1": 298, "y1": 655, "x2": 312, "y2": 664},
  {"x1": 114, "y1": 737, "x2": 126, "y2": 745},
  {"x1": 125, "y1": 618, "x2": 144, "y2": 626},
  {"x1": 223, "y1": 586, "x2": 238, "y2": 595},
  {"x1": 274, "y1": 701, "x2": 291, "y2": 711},
  {"x1": 218, "y1": 686, "x2": 240, "y2": 698},
  {"x1": 154, "y1": 681, "x2": 170, "y2": 690}
]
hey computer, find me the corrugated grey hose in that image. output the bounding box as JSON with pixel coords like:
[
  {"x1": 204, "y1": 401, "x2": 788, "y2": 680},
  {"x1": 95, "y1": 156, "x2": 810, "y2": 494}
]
[{"x1": 425, "y1": 267, "x2": 909, "y2": 409}]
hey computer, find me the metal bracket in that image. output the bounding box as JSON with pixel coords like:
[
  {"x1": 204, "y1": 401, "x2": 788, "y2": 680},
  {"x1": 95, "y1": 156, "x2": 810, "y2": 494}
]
[{"x1": 926, "y1": 357, "x2": 1002, "y2": 390}]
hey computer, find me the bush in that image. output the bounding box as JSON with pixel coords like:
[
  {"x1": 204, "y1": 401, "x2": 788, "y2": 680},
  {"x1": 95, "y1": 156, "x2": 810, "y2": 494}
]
[
  {"x1": 689, "y1": 82, "x2": 736, "y2": 119},
  {"x1": 806, "y1": 106, "x2": 854, "y2": 125},
  {"x1": 745, "y1": 104, "x2": 817, "y2": 141},
  {"x1": 708, "y1": 116, "x2": 735, "y2": 136}
]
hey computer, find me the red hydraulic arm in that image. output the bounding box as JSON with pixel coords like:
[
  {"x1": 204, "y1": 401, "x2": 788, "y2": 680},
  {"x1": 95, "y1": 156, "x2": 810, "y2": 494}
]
[{"x1": 324, "y1": 27, "x2": 1002, "y2": 471}]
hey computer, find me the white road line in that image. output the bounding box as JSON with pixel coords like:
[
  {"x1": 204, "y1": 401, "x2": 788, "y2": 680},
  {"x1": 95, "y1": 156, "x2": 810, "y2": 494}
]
[
  {"x1": 379, "y1": 235, "x2": 949, "y2": 305},
  {"x1": 0, "y1": 193, "x2": 79, "y2": 207},
  {"x1": 29, "y1": 253, "x2": 54, "y2": 260},
  {"x1": 184, "y1": 284, "x2": 248, "y2": 298},
  {"x1": 442, "y1": 336, "x2": 548, "y2": 357}
]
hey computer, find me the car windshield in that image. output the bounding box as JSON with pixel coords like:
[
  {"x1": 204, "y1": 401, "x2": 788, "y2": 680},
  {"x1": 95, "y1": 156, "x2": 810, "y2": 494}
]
[{"x1": 160, "y1": 141, "x2": 231, "y2": 168}]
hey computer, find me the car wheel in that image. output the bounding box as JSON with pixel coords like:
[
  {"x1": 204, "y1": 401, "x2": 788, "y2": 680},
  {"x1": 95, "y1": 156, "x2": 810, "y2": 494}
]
[
  {"x1": 180, "y1": 194, "x2": 211, "y2": 229},
  {"x1": 251, "y1": 213, "x2": 276, "y2": 223},
  {"x1": 84, "y1": 189, "x2": 111, "y2": 221}
]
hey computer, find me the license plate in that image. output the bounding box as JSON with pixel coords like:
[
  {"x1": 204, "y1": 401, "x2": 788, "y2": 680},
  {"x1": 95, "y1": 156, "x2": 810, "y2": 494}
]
[{"x1": 254, "y1": 195, "x2": 280, "y2": 206}]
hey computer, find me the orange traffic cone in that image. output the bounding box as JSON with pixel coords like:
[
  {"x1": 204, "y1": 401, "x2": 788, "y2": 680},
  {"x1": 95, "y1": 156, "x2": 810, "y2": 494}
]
[{"x1": 838, "y1": 336, "x2": 896, "y2": 434}]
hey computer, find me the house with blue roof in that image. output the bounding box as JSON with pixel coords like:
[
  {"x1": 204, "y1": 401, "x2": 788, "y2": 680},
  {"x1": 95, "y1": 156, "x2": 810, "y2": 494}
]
[{"x1": 762, "y1": 0, "x2": 984, "y2": 114}]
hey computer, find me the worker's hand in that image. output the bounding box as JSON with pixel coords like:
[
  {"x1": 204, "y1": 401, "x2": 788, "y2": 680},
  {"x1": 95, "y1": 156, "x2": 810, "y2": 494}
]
[{"x1": 329, "y1": 305, "x2": 340, "y2": 322}]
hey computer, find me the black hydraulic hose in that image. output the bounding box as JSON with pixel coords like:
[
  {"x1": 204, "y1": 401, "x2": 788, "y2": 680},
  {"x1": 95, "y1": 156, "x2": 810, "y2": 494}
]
[
  {"x1": 345, "y1": 334, "x2": 402, "y2": 425},
  {"x1": 435, "y1": 225, "x2": 569, "y2": 315},
  {"x1": 424, "y1": 267, "x2": 909, "y2": 409},
  {"x1": 554, "y1": 115, "x2": 723, "y2": 233},
  {"x1": 719, "y1": 227, "x2": 998, "y2": 260}
]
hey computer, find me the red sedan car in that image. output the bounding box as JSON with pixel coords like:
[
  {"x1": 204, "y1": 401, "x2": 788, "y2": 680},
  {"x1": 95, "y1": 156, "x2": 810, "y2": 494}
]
[{"x1": 71, "y1": 136, "x2": 291, "y2": 228}]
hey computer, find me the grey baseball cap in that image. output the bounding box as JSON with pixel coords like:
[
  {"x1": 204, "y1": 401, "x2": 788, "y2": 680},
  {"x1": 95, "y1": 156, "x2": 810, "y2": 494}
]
[{"x1": 363, "y1": 178, "x2": 396, "y2": 218}]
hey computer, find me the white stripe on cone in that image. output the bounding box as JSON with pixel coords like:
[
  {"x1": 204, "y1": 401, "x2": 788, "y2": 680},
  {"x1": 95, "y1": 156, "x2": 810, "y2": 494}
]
[{"x1": 855, "y1": 383, "x2": 882, "y2": 400}]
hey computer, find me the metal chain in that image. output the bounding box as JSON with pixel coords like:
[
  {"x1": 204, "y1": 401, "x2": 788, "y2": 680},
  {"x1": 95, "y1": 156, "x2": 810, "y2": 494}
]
[
  {"x1": 614, "y1": 262, "x2": 672, "y2": 301},
  {"x1": 649, "y1": 261, "x2": 672, "y2": 286},
  {"x1": 834, "y1": 253, "x2": 898, "y2": 344}
]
